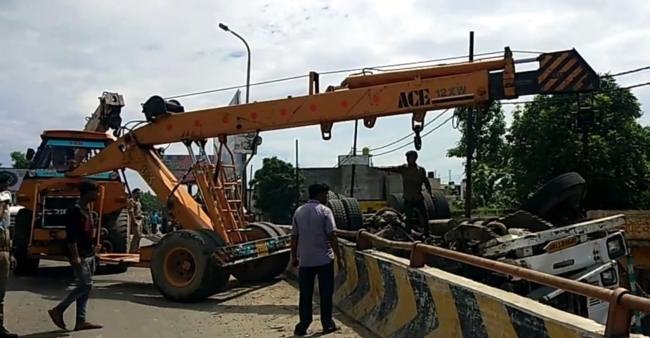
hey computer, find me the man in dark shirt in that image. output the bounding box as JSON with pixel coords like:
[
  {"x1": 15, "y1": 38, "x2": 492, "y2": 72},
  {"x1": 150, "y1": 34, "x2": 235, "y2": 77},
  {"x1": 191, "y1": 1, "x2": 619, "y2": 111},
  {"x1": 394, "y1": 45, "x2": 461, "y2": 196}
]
[
  {"x1": 48, "y1": 181, "x2": 102, "y2": 331},
  {"x1": 379, "y1": 150, "x2": 433, "y2": 233}
]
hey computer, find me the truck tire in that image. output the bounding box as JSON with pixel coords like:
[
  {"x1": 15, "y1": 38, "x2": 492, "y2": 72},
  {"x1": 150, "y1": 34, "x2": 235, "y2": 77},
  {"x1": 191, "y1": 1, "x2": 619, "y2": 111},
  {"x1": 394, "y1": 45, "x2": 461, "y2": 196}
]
[
  {"x1": 423, "y1": 194, "x2": 436, "y2": 220},
  {"x1": 230, "y1": 223, "x2": 290, "y2": 283},
  {"x1": 430, "y1": 192, "x2": 451, "y2": 219},
  {"x1": 97, "y1": 209, "x2": 130, "y2": 274},
  {"x1": 521, "y1": 172, "x2": 586, "y2": 218},
  {"x1": 150, "y1": 230, "x2": 222, "y2": 302},
  {"x1": 327, "y1": 191, "x2": 340, "y2": 201},
  {"x1": 12, "y1": 209, "x2": 39, "y2": 275},
  {"x1": 327, "y1": 199, "x2": 348, "y2": 230},
  {"x1": 341, "y1": 198, "x2": 363, "y2": 230},
  {"x1": 387, "y1": 193, "x2": 404, "y2": 213}
]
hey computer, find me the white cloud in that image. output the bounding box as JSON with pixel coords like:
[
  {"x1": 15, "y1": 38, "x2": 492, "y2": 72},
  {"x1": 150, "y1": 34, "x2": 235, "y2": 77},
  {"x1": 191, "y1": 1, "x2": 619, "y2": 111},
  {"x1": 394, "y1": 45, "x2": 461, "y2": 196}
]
[{"x1": 0, "y1": 0, "x2": 649, "y2": 189}]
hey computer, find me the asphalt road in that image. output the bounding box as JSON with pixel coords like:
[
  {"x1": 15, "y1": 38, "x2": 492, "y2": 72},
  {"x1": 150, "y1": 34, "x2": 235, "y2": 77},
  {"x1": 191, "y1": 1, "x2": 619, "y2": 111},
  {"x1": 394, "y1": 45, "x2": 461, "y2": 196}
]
[{"x1": 5, "y1": 261, "x2": 375, "y2": 338}]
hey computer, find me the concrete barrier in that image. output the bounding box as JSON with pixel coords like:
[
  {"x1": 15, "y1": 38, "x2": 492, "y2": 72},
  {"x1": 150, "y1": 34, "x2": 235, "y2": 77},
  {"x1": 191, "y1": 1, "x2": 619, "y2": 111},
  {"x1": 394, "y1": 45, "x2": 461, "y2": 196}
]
[{"x1": 287, "y1": 240, "x2": 648, "y2": 338}]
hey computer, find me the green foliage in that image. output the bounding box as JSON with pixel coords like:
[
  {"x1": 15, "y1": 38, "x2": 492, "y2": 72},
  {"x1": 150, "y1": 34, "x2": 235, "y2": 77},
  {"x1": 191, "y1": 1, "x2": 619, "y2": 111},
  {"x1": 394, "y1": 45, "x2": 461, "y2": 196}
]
[
  {"x1": 508, "y1": 76, "x2": 650, "y2": 209},
  {"x1": 448, "y1": 101, "x2": 514, "y2": 209},
  {"x1": 139, "y1": 191, "x2": 162, "y2": 213},
  {"x1": 10, "y1": 151, "x2": 30, "y2": 169},
  {"x1": 251, "y1": 157, "x2": 303, "y2": 223}
]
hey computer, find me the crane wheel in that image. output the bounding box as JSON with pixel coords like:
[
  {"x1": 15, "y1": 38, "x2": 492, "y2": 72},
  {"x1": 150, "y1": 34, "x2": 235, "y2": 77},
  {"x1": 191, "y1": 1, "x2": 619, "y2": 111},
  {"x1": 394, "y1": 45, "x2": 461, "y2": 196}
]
[
  {"x1": 230, "y1": 223, "x2": 290, "y2": 283},
  {"x1": 150, "y1": 230, "x2": 223, "y2": 302},
  {"x1": 341, "y1": 198, "x2": 363, "y2": 230},
  {"x1": 195, "y1": 230, "x2": 231, "y2": 295},
  {"x1": 12, "y1": 209, "x2": 40, "y2": 275},
  {"x1": 327, "y1": 199, "x2": 349, "y2": 230},
  {"x1": 387, "y1": 193, "x2": 405, "y2": 213}
]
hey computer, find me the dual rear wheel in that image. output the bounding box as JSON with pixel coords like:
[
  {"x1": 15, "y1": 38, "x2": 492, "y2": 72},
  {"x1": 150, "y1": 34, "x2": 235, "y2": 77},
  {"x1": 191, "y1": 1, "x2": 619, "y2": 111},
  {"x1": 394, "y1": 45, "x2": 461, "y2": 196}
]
[{"x1": 150, "y1": 222, "x2": 290, "y2": 302}]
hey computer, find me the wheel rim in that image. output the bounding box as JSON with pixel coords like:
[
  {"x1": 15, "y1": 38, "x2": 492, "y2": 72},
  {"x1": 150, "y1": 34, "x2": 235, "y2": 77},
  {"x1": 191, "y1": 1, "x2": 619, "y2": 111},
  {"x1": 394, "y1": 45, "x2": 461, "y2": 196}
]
[{"x1": 163, "y1": 247, "x2": 197, "y2": 288}]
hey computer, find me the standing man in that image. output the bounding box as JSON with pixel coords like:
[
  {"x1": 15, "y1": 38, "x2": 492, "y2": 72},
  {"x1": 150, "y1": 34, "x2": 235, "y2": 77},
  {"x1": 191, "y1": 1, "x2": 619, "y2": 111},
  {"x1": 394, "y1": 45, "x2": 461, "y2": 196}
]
[
  {"x1": 0, "y1": 176, "x2": 17, "y2": 338},
  {"x1": 48, "y1": 181, "x2": 102, "y2": 331},
  {"x1": 128, "y1": 188, "x2": 144, "y2": 253},
  {"x1": 291, "y1": 183, "x2": 343, "y2": 336},
  {"x1": 379, "y1": 150, "x2": 433, "y2": 233}
]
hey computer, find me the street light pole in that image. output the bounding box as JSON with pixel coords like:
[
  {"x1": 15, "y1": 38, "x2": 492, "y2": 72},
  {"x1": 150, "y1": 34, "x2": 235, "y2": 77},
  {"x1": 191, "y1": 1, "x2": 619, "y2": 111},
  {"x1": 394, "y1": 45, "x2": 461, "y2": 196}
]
[
  {"x1": 219, "y1": 22, "x2": 252, "y2": 211},
  {"x1": 218, "y1": 23, "x2": 250, "y2": 104}
]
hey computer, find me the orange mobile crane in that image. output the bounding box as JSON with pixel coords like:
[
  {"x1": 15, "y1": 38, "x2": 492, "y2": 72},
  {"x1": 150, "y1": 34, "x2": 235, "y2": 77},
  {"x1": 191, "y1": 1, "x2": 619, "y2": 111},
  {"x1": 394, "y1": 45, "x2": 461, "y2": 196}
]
[
  {"x1": 67, "y1": 47, "x2": 600, "y2": 302},
  {"x1": 12, "y1": 92, "x2": 129, "y2": 274}
]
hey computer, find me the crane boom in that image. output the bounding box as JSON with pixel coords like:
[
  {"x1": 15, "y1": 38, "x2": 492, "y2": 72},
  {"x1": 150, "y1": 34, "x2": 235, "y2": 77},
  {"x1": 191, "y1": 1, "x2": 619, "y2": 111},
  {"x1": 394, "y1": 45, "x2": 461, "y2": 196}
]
[
  {"x1": 83, "y1": 92, "x2": 125, "y2": 134},
  {"x1": 68, "y1": 47, "x2": 600, "y2": 243}
]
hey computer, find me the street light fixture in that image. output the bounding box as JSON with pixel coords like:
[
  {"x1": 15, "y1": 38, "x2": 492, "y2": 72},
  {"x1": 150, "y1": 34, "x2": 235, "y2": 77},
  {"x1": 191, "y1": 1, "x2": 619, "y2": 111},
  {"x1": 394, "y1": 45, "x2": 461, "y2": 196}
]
[{"x1": 218, "y1": 22, "x2": 250, "y2": 104}]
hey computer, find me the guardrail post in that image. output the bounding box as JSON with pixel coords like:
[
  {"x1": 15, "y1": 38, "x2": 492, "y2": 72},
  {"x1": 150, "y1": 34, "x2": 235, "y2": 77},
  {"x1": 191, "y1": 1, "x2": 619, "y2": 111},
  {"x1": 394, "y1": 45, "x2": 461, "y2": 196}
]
[
  {"x1": 604, "y1": 288, "x2": 632, "y2": 338},
  {"x1": 409, "y1": 242, "x2": 426, "y2": 268},
  {"x1": 356, "y1": 230, "x2": 373, "y2": 250}
]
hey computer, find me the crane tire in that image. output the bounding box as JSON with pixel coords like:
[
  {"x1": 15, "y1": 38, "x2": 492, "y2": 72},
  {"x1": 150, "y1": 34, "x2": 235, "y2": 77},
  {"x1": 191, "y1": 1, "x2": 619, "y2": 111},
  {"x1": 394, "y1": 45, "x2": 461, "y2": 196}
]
[
  {"x1": 341, "y1": 198, "x2": 363, "y2": 230},
  {"x1": 150, "y1": 230, "x2": 223, "y2": 302},
  {"x1": 12, "y1": 209, "x2": 39, "y2": 275},
  {"x1": 230, "y1": 223, "x2": 290, "y2": 283}
]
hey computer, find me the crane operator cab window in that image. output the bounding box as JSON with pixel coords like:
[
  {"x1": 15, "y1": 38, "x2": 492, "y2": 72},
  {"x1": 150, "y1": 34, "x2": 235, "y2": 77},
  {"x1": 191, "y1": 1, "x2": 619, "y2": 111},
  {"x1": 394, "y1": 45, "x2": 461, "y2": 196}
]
[{"x1": 28, "y1": 138, "x2": 119, "y2": 180}]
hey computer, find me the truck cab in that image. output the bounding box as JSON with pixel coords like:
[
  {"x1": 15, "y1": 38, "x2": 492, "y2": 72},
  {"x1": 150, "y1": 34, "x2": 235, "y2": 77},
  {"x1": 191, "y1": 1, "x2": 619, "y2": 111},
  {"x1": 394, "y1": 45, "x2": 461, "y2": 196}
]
[{"x1": 12, "y1": 130, "x2": 129, "y2": 274}]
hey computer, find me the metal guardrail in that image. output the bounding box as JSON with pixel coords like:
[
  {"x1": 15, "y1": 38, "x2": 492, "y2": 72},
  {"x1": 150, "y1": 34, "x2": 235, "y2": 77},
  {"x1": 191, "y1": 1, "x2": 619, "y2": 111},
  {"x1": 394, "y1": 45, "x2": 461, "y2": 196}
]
[{"x1": 335, "y1": 227, "x2": 650, "y2": 337}]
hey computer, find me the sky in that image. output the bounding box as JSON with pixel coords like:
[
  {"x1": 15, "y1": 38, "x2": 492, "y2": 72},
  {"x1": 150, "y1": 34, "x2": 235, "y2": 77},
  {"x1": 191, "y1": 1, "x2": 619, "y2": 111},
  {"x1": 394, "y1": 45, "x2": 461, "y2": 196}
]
[{"x1": 1, "y1": 0, "x2": 649, "y2": 191}]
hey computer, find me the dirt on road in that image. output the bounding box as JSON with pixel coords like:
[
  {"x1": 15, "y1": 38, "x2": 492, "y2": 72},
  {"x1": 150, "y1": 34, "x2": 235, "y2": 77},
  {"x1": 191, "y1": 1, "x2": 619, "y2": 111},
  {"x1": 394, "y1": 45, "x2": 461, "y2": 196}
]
[{"x1": 6, "y1": 261, "x2": 376, "y2": 338}]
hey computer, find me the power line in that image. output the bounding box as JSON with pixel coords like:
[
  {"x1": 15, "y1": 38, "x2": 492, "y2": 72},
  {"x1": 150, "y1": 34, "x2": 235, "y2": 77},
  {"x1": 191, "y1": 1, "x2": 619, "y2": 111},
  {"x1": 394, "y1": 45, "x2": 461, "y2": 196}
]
[
  {"x1": 369, "y1": 109, "x2": 449, "y2": 151},
  {"x1": 164, "y1": 51, "x2": 515, "y2": 100},
  {"x1": 372, "y1": 113, "x2": 454, "y2": 157},
  {"x1": 501, "y1": 81, "x2": 650, "y2": 105},
  {"x1": 610, "y1": 66, "x2": 650, "y2": 77}
]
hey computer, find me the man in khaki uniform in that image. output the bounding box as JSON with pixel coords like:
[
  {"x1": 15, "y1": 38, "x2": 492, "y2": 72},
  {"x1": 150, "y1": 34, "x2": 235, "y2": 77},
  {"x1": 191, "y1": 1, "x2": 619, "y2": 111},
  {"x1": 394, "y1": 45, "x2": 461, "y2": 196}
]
[
  {"x1": 379, "y1": 150, "x2": 433, "y2": 234},
  {"x1": 128, "y1": 189, "x2": 144, "y2": 253},
  {"x1": 0, "y1": 177, "x2": 17, "y2": 338}
]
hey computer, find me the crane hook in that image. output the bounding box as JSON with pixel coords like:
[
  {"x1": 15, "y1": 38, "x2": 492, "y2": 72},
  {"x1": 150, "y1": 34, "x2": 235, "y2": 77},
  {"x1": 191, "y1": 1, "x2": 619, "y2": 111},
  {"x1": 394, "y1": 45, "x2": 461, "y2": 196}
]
[{"x1": 413, "y1": 125, "x2": 422, "y2": 151}]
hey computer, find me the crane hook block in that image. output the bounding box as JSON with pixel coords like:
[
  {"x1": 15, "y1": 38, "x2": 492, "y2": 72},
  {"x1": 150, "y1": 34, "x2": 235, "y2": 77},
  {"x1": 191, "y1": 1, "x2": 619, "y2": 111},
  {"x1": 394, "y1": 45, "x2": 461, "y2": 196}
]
[
  {"x1": 413, "y1": 128, "x2": 422, "y2": 150},
  {"x1": 363, "y1": 117, "x2": 376, "y2": 128},
  {"x1": 320, "y1": 122, "x2": 333, "y2": 140}
]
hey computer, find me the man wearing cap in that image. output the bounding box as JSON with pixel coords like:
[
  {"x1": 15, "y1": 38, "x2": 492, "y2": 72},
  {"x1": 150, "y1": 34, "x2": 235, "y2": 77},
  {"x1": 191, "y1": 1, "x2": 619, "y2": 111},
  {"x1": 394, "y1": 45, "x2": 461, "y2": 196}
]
[
  {"x1": 0, "y1": 176, "x2": 17, "y2": 338},
  {"x1": 379, "y1": 150, "x2": 433, "y2": 233}
]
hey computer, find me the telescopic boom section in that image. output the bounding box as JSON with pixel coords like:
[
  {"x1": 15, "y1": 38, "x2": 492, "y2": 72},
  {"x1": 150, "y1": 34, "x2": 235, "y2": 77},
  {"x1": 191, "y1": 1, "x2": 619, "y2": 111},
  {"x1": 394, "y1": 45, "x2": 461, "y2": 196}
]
[{"x1": 68, "y1": 47, "x2": 599, "y2": 235}]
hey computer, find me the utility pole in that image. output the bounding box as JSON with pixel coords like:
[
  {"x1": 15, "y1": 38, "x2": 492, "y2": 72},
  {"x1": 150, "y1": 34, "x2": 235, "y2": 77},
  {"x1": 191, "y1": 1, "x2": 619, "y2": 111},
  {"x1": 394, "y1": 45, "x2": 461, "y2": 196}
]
[
  {"x1": 295, "y1": 139, "x2": 300, "y2": 204},
  {"x1": 350, "y1": 120, "x2": 359, "y2": 197},
  {"x1": 464, "y1": 31, "x2": 475, "y2": 219}
]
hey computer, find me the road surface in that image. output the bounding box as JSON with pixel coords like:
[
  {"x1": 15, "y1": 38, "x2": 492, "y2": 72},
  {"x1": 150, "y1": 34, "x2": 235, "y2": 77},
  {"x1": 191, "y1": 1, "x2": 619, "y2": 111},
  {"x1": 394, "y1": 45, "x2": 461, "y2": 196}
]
[{"x1": 6, "y1": 261, "x2": 376, "y2": 338}]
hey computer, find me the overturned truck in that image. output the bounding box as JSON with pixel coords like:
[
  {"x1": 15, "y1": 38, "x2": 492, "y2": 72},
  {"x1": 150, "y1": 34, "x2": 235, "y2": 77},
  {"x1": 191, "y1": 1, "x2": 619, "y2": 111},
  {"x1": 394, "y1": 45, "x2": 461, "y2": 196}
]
[{"x1": 329, "y1": 172, "x2": 635, "y2": 327}]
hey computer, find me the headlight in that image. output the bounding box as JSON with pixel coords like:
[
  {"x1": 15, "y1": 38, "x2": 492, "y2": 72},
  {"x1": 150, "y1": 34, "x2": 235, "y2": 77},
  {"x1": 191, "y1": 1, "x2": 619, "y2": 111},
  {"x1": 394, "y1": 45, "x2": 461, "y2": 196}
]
[
  {"x1": 600, "y1": 268, "x2": 618, "y2": 287},
  {"x1": 606, "y1": 236, "x2": 625, "y2": 259}
]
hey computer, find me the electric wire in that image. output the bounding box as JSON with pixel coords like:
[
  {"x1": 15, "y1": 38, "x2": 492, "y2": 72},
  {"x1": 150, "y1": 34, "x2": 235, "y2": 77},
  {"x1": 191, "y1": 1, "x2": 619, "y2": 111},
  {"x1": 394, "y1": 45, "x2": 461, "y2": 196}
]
[
  {"x1": 372, "y1": 113, "x2": 454, "y2": 157},
  {"x1": 369, "y1": 109, "x2": 449, "y2": 151}
]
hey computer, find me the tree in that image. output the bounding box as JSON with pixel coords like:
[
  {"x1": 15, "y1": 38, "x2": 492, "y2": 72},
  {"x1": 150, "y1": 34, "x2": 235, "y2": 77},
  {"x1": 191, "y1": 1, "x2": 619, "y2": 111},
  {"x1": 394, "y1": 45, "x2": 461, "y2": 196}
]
[
  {"x1": 139, "y1": 191, "x2": 162, "y2": 213},
  {"x1": 251, "y1": 157, "x2": 303, "y2": 224},
  {"x1": 10, "y1": 151, "x2": 30, "y2": 169},
  {"x1": 447, "y1": 101, "x2": 513, "y2": 208},
  {"x1": 508, "y1": 76, "x2": 650, "y2": 209}
]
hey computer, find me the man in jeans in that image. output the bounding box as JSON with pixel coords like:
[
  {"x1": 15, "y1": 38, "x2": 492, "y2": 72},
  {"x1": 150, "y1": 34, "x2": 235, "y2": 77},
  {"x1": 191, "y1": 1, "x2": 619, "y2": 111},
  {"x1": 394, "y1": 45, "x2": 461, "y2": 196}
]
[
  {"x1": 291, "y1": 183, "x2": 343, "y2": 336},
  {"x1": 48, "y1": 181, "x2": 102, "y2": 331}
]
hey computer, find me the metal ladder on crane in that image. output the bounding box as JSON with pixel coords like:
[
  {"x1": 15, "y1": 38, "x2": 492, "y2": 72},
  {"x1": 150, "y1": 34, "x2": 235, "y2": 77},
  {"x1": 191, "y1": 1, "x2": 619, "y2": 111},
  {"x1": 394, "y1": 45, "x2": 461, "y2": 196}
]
[{"x1": 212, "y1": 138, "x2": 247, "y2": 242}]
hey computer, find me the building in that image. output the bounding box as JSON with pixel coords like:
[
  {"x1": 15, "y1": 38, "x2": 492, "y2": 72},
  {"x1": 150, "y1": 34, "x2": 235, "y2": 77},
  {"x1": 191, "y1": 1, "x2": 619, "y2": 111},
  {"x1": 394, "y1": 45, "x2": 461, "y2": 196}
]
[{"x1": 298, "y1": 154, "x2": 444, "y2": 211}]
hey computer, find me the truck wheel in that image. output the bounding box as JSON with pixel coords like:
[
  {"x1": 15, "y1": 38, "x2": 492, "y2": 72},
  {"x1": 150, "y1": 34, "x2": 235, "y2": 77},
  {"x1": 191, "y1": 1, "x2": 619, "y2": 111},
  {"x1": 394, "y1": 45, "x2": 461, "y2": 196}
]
[
  {"x1": 423, "y1": 194, "x2": 436, "y2": 220},
  {"x1": 341, "y1": 198, "x2": 363, "y2": 230},
  {"x1": 327, "y1": 191, "x2": 339, "y2": 201},
  {"x1": 97, "y1": 209, "x2": 129, "y2": 274},
  {"x1": 230, "y1": 223, "x2": 290, "y2": 283},
  {"x1": 387, "y1": 193, "x2": 404, "y2": 213},
  {"x1": 12, "y1": 209, "x2": 39, "y2": 275},
  {"x1": 521, "y1": 172, "x2": 586, "y2": 218},
  {"x1": 430, "y1": 192, "x2": 451, "y2": 219},
  {"x1": 150, "y1": 230, "x2": 221, "y2": 302},
  {"x1": 327, "y1": 199, "x2": 349, "y2": 230}
]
